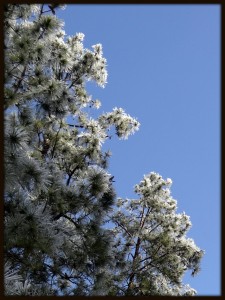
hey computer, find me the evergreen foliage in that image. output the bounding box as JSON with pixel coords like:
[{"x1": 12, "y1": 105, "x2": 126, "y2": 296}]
[{"x1": 4, "y1": 4, "x2": 204, "y2": 296}]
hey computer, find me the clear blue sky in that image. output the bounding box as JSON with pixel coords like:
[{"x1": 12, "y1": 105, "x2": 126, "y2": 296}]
[{"x1": 57, "y1": 5, "x2": 220, "y2": 296}]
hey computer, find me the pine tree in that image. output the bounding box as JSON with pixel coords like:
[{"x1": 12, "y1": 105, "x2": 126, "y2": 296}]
[
  {"x1": 106, "y1": 173, "x2": 204, "y2": 296},
  {"x1": 4, "y1": 4, "x2": 203, "y2": 296}
]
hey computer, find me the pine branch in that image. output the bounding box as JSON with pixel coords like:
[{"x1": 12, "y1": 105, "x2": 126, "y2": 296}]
[
  {"x1": 13, "y1": 65, "x2": 27, "y2": 94},
  {"x1": 67, "y1": 123, "x2": 84, "y2": 128},
  {"x1": 113, "y1": 219, "x2": 132, "y2": 238},
  {"x1": 51, "y1": 120, "x2": 63, "y2": 159},
  {"x1": 66, "y1": 165, "x2": 79, "y2": 186},
  {"x1": 127, "y1": 206, "x2": 152, "y2": 291}
]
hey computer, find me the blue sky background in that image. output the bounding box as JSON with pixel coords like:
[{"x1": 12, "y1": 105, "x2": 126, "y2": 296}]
[{"x1": 57, "y1": 5, "x2": 220, "y2": 296}]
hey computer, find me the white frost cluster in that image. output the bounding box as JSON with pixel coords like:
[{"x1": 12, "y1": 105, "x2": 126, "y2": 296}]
[
  {"x1": 134, "y1": 172, "x2": 170, "y2": 196},
  {"x1": 98, "y1": 107, "x2": 140, "y2": 140}
]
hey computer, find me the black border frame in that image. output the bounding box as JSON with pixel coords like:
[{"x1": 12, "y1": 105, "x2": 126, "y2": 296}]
[{"x1": 1, "y1": 0, "x2": 223, "y2": 299}]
